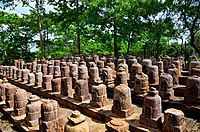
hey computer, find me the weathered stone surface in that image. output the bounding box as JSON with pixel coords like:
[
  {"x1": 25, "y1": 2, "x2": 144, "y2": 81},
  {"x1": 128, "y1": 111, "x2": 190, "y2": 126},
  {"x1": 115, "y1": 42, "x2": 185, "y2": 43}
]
[
  {"x1": 102, "y1": 66, "x2": 115, "y2": 89},
  {"x1": 116, "y1": 66, "x2": 128, "y2": 86},
  {"x1": 5, "y1": 85, "x2": 17, "y2": 108},
  {"x1": 22, "y1": 69, "x2": 30, "y2": 83},
  {"x1": 189, "y1": 61, "x2": 200, "y2": 76},
  {"x1": 36, "y1": 64, "x2": 42, "y2": 73},
  {"x1": 185, "y1": 76, "x2": 200, "y2": 105},
  {"x1": 97, "y1": 60, "x2": 104, "y2": 78},
  {"x1": 32, "y1": 61, "x2": 37, "y2": 73},
  {"x1": 141, "y1": 59, "x2": 152, "y2": 74},
  {"x1": 140, "y1": 87, "x2": 162, "y2": 129},
  {"x1": 0, "y1": 78, "x2": 9, "y2": 102},
  {"x1": 148, "y1": 65, "x2": 159, "y2": 85},
  {"x1": 12, "y1": 68, "x2": 18, "y2": 80},
  {"x1": 106, "y1": 118, "x2": 129, "y2": 132},
  {"x1": 54, "y1": 66, "x2": 61, "y2": 78},
  {"x1": 61, "y1": 77, "x2": 73, "y2": 97},
  {"x1": 40, "y1": 99, "x2": 60, "y2": 132},
  {"x1": 159, "y1": 73, "x2": 174, "y2": 101},
  {"x1": 163, "y1": 108, "x2": 186, "y2": 132},
  {"x1": 117, "y1": 59, "x2": 129, "y2": 80},
  {"x1": 78, "y1": 61, "x2": 89, "y2": 80},
  {"x1": 70, "y1": 64, "x2": 78, "y2": 88},
  {"x1": 42, "y1": 75, "x2": 53, "y2": 90},
  {"x1": 42, "y1": 64, "x2": 48, "y2": 75},
  {"x1": 52, "y1": 78, "x2": 61, "y2": 92},
  {"x1": 28, "y1": 73, "x2": 35, "y2": 85},
  {"x1": 112, "y1": 84, "x2": 134, "y2": 118},
  {"x1": 64, "y1": 110, "x2": 89, "y2": 132},
  {"x1": 134, "y1": 72, "x2": 149, "y2": 95},
  {"x1": 61, "y1": 62, "x2": 70, "y2": 78},
  {"x1": 168, "y1": 64, "x2": 179, "y2": 85},
  {"x1": 156, "y1": 57, "x2": 164, "y2": 75},
  {"x1": 48, "y1": 63, "x2": 54, "y2": 75},
  {"x1": 90, "y1": 84, "x2": 109, "y2": 108},
  {"x1": 14, "y1": 89, "x2": 27, "y2": 116},
  {"x1": 26, "y1": 95, "x2": 42, "y2": 127},
  {"x1": 163, "y1": 56, "x2": 171, "y2": 73},
  {"x1": 35, "y1": 72, "x2": 43, "y2": 87},
  {"x1": 16, "y1": 69, "x2": 22, "y2": 81},
  {"x1": 73, "y1": 80, "x2": 91, "y2": 102}
]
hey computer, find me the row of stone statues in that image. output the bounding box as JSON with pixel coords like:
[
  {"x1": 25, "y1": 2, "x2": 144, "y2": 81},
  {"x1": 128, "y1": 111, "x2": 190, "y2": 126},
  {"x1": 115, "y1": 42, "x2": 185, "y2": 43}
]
[
  {"x1": 0, "y1": 77, "x2": 186, "y2": 132},
  {"x1": 1, "y1": 54, "x2": 200, "y2": 104}
]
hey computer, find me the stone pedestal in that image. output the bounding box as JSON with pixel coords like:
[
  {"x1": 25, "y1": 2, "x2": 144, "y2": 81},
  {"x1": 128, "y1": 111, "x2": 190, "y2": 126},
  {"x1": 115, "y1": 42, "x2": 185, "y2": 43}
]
[
  {"x1": 185, "y1": 76, "x2": 200, "y2": 105},
  {"x1": 141, "y1": 59, "x2": 152, "y2": 74},
  {"x1": 42, "y1": 75, "x2": 53, "y2": 90},
  {"x1": 129, "y1": 63, "x2": 142, "y2": 88},
  {"x1": 28, "y1": 73, "x2": 35, "y2": 85},
  {"x1": 61, "y1": 62, "x2": 70, "y2": 78},
  {"x1": 35, "y1": 72, "x2": 43, "y2": 87},
  {"x1": 22, "y1": 69, "x2": 30, "y2": 83},
  {"x1": 148, "y1": 65, "x2": 159, "y2": 85},
  {"x1": 134, "y1": 72, "x2": 149, "y2": 95},
  {"x1": 73, "y1": 80, "x2": 91, "y2": 102},
  {"x1": 163, "y1": 56, "x2": 171, "y2": 73},
  {"x1": 140, "y1": 87, "x2": 162, "y2": 129},
  {"x1": 26, "y1": 95, "x2": 42, "y2": 127},
  {"x1": 5, "y1": 85, "x2": 17, "y2": 108},
  {"x1": 61, "y1": 77, "x2": 73, "y2": 97},
  {"x1": 112, "y1": 84, "x2": 134, "y2": 118},
  {"x1": 163, "y1": 108, "x2": 186, "y2": 132},
  {"x1": 159, "y1": 73, "x2": 174, "y2": 101},
  {"x1": 116, "y1": 66, "x2": 128, "y2": 86},
  {"x1": 78, "y1": 62, "x2": 89, "y2": 80},
  {"x1": 52, "y1": 78, "x2": 61, "y2": 92},
  {"x1": 14, "y1": 89, "x2": 27, "y2": 116},
  {"x1": 156, "y1": 57, "x2": 164, "y2": 75},
  {"x1": 40, "y1": 99, "x2": 60, "y2": 132},
  {"x1": 32, "y1": 61, "x2": 37, "y2": 73},
  {"x1": 42, "y1": 64, "x2": 48, "y2": 75},
  {"x1": 106, "y1": 118, "x2": 129, "y2": 132},
  {"x1": 12, "y1": 68, "x2": 18, "y2": 80},
  {"x1": 48, "y1": 64, "x2": 54, "y2": 75},
  {"x1": 16, "y1": 69, "x2": 22, "y2": 81},
  {"x1": 54, "y1": 66, "x2": 61, "y2": 78},
  {"x1": 102, "y1": 66, "x2": 115, "y2": 89},
  {"x1": 90, "y1": 84, "x2": 109, "y2": 108},
  {"x1": 70, "y1": 64, "x2": 78, "y2": 88},
  {"x1": 36, "y1": 64, "x2": 42, "y2": 73},
  {"x1": 64, "y1": 110, "x2": 89, "y2": 132}
]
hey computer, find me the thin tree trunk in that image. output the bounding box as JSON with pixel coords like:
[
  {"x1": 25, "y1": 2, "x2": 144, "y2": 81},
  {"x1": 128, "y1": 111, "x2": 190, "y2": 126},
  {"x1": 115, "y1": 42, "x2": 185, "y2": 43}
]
[
  {"x1": 114, "y1": 24, "x2": 118, "y2": 59},
  {"x1": 127, "y1": 32, "x2": 131, "y2": 55},
  {"x1": 76, "y1": 0, "x2": 81, "y2": 55},
  {"x1": 36, "y1": 0, "x2": 43, "y2": 58}
]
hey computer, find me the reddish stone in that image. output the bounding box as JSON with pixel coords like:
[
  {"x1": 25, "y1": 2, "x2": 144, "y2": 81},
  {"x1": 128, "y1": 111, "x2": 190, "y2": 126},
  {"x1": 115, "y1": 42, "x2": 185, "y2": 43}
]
[
  {"x1": 5, "y1": 85, "x2": 17, "y2": 108},
  {"x1": 61, "y1": 77, "x2": 73, "y2": 97},
  {"x1": 42, "y1": 64, "x2": 48, "y2": 75},
  {"x1": 42, "y1": 75, "x2": 53, "y2": 90},
  {"x1": 73, "y1": 80, "x2": 91, "y2": 102},
  {"x1": 134, "y1": 72, "x2": 149, "y2": 95},
  {"x1": 14, "y1": 89, "x2": 27, "y2": 116},
  {"x1": 106, "y1": 118, "x2": 129, "y2": 132},
  {"x1": 22, "y1": 69, "x2": 30, "y2": 83},
  {"x1": 52, "y1": 78, "x2": 61, "y2": 92},
  {"x1": 159, "y1": 73, "x2": 174, "y2": 101},
  {"x1": 35, "y1": 72, "x2": 43, "y2": 87},
  {"x1": 28, "y1": 73, "x2": 35, "y2": 85},
  {"x1": 26, "y1": 95, "x2": 42, "y2": 127},
  {"x1": 112, "y1": 84, "x2": 134, "y2": 118},
  {"x1": 140, "y1": 87, "x2": 162, "y2": 129},
  {"x1": 148, "y1": 65, "x2": 159, "y2": 85}
]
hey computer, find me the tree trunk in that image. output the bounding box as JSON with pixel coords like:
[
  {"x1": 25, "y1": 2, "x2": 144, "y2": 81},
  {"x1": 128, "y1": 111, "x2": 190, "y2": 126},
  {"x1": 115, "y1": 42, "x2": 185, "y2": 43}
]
[
  {"x1": 36, "y1": 0, "x2": 43, "y2": 58},
  {"x1": 126, "y1": 32, "x2": 131, "y2": 55},
  {"x1": 114, "y1": 24, "x2": 118, "y2": 59},
  {"x1": 76, "y1": 0, "x2": 81, "y2": 55}
]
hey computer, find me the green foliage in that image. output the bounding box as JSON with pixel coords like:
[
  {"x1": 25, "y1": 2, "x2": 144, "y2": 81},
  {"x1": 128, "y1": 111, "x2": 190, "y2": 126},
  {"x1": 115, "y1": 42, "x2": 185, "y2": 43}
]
[{"x1": 0, "y1": 0, "x2": 199, "y2": 64}]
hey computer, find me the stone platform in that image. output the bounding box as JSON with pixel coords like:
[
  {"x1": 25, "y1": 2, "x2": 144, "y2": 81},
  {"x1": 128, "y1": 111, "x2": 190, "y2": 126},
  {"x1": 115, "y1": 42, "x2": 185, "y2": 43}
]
[{"x1": 1, "y1": 75, "x2": 200, "y2": 131}]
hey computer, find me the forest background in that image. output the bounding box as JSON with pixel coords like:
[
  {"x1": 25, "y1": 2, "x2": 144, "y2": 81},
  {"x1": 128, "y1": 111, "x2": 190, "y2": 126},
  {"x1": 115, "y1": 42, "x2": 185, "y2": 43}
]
[{"x1": 0, "y1": 0, "x2": 199, "y2": 65}]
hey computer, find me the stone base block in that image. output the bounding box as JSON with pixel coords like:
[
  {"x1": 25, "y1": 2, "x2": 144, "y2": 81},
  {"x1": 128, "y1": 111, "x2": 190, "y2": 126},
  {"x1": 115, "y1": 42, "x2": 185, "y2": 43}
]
[
  {"x1": 74, "y1": 94, "x2": 91, "y2": 102},
  {"x1": 112, "y1": 105, "x2": 134, "y2": 118},
  {"x1": 140, "y1": 114, "x2": 162, "y2": 129},
  {"x1": 106, "y1": 119, "x2": 130, "y2": 132},
  {"x1": 90, "y1": 99, "x2": 109, "y2": 108},
  {"x1": 14, "y1": 107, "x2": 26, "y2": 116}
]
